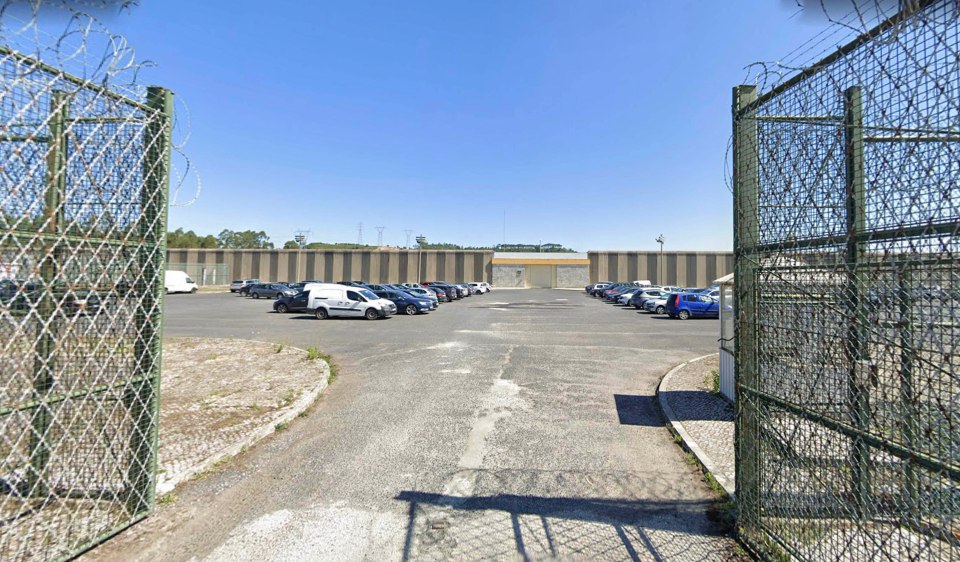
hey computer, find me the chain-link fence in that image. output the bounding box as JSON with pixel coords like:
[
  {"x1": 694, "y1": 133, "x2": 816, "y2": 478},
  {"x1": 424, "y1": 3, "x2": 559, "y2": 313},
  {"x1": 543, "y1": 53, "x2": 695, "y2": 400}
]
[
  {"x1": 732, "y1": 1, "x2": 958, "y2": 560},
  {"x1": 0, "y1": 7, "x2": 172, "y2": 562}
]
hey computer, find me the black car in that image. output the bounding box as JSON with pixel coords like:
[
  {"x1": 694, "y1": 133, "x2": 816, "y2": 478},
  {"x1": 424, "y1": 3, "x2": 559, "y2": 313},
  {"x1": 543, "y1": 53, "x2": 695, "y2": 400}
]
[
  {"x1": 423, "y1": 282, "x2": 458, "y2": 300},
  {"x1": 273, "y1": 291, "x2": 311, "y2": 313}
]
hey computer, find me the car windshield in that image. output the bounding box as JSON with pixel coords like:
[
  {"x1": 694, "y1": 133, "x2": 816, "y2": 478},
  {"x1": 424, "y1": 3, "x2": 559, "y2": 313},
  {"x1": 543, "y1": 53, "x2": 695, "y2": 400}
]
[{"x1": 358, "y1": 289, "x2": 378, "y2": 300}]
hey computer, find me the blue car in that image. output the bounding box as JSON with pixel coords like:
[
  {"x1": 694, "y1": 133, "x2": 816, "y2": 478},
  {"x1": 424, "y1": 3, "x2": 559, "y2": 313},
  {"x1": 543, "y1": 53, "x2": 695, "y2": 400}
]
[
  {"x1": 374, "y1": 290, "x2": 435, "y2": 315},
  {"x1": 665, "y1": 292, "x2": 719, "y2": 319}
]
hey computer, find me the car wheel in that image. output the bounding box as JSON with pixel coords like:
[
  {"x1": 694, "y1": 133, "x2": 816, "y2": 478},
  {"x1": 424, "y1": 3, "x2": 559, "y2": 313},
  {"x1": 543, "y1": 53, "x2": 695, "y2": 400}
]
[
  {"x1": 656, "y1": 305, "x2": 665, "y2": 314},
  {"x1": 191, "y1": 287, "x2": 198, "y2": 294},
  {"x1": 276, "y1": 293, "x2": 283, "y2": 299},
  {"x1": 314, "y1": 308, "x2": 329, "y2": 319},
  {"x1": 405, "y1": 304, "x2": 417, "y2": 316},
  {"x1": 678, "y1": 309, "x2": 690, "y2": 320},
  {"x1": 230, "y1": 289, "x2": 236, "y2": 293},
  {"x1": 365, "y1": 308, "x2": 379, "y2": 320},
  {"x1": 252, "y1": 292, "x2": 260, "y2": 299},
  {"x1": 276, "y1": 303, "x2": 289, "y2": 313}
]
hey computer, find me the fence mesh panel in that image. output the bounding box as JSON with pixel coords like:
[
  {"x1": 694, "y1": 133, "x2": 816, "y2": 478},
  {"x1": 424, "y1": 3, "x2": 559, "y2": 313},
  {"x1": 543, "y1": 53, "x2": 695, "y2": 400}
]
[
  {"x1": 733, "y1": 1, "x2": 959, "y2": 560},
  {"x1": 0, "y1": 8, "x2": 171, "y2": 562}
]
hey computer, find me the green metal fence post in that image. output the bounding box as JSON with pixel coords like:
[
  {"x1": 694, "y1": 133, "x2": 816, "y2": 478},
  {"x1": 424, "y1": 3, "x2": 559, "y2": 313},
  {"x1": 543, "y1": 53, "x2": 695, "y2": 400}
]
[
  {"x1": 897, "y1": 265, "x2": 918, "y2": 513},
  {"x1": 843, "y1": 86, "x2": 872, "y2": 516},
  {"x1": 733, "y1": 84, "x2": 760, "y2": 536},
  {"x1": 27, "y1": 90, "x2": 69, "y2": 496},
  {"x1": 126, "y1": 86, "x2": 173, "y2": 514}
]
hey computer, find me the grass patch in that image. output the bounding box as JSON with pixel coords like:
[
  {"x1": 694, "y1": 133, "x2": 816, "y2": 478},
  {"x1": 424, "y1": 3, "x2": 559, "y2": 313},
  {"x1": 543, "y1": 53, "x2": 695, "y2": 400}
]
[
  {"x1": 304, "y1": 347, "x2": 338, "y2": 384},
  {"x1": 274, "y1": 342, "x2": 285, "y2": 354},
  {"x1": 275, "y1": 421, "x2": 289, "y2": 432},
  {"x1": 157, "y1": 493, "x2": 177, "y2": 505},
  {"x1": 706, "y1": 368, "x2": 720, "y2": 394},
  {"x1": 280, "y1": 388, "x2": 297, "y2": 407}
]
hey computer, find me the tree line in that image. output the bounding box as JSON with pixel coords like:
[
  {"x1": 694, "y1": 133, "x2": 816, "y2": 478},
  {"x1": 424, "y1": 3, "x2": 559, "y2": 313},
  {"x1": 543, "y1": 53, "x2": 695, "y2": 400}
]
[{"x1": 167, "y1": 228, "x2": 575, "y2": 252}]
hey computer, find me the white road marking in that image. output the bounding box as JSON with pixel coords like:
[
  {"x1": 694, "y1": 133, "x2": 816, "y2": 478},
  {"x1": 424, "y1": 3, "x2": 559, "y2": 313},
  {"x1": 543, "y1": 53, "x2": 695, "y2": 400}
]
[{"x1": 441, "y1": 347, "x2": 526, "y2": 498}]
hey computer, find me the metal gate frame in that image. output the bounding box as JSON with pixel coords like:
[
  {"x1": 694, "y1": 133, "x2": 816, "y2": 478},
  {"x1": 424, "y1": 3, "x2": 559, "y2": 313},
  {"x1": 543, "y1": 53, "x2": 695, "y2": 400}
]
[
  {"x1": 732, "y1": 1, "x2": 958, "y2": 560},
  {"x1": 0, "y1": 39, "x2": 173, "y2": 560}
]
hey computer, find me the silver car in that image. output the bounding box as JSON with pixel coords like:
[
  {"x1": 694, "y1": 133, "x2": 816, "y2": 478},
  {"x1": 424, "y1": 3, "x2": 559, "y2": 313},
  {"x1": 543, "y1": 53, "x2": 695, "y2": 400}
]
[{"x1": 230, "y1": 279, "x2": 260, "y2": 293}]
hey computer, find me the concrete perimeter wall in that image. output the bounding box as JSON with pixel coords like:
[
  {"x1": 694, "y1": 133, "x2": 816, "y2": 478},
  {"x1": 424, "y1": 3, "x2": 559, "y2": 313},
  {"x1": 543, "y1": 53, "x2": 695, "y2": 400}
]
[
  {"x1": 588, "y1": 251, "x2": 733, "y2": 287},
  {"x1": 166, "y1": 249, "x2": 734, "y2": 287},
  {"x1": 166, "y1": 249, "x2": 494, "y2": 285}
]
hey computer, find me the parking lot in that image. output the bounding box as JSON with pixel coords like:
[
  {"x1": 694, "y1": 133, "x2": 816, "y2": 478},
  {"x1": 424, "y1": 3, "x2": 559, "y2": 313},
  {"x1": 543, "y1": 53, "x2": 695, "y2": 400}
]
[{"x1": 103, "y1": 288, "x2": 740, "y2": 561}]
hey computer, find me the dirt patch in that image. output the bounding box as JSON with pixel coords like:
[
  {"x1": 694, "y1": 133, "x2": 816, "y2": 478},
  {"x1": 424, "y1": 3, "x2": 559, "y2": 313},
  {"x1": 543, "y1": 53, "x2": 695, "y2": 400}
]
[{"x1": 157, "y1": 338, "x2": 328, "y2": 491}]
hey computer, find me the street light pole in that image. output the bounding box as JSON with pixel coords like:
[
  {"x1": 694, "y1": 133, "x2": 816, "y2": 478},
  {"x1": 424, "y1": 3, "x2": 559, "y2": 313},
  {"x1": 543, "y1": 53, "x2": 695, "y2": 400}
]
[
  {"x1": 416, "y1": 235, "x2": 426, "y2": 283},
  {"x1": 294, "y1": 233, "x2": 306, "y2": 282},
  {"x1": 655, "y1": 234, "x2": 664, "y2": 284}
]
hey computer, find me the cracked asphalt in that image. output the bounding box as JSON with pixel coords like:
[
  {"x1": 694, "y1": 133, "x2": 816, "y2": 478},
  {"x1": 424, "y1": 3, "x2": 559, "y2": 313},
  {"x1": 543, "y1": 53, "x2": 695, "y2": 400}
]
[{"x1": 86, "y1": 288, "x2": 744, "y2": 561}]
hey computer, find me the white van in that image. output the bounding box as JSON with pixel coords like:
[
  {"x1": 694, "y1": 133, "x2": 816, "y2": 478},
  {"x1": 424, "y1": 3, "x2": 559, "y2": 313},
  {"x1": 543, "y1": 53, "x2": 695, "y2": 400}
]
[
  {"x1": 165, "y1": 270, "x2": 198, "y2": 294},
  {"x1": 306, "y1": 284, "x2": 397, "y2": 320}
]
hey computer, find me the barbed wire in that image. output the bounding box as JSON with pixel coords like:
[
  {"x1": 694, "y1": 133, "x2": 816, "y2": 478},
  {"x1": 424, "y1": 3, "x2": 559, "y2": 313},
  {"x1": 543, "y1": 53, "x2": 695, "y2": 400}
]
[
  {"x1": 0, "y1": 0, "x2": 200, "y2": 207},
  {"x1": 724, "y1": 1, "x2": 936, "y2": 195}
]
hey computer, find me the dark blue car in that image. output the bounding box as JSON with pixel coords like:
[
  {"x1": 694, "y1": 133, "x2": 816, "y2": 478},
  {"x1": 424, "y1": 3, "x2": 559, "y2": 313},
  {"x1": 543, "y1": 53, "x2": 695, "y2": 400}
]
[{"x1": 374, "y1": 290, "x2": 435, "y2": 315}]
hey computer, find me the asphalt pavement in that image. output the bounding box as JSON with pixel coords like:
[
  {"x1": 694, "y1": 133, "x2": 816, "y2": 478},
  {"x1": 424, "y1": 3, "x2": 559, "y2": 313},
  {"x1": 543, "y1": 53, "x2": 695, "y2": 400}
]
[{"x1": 88, "y1": 288, "x2": 743, "y2": 561}]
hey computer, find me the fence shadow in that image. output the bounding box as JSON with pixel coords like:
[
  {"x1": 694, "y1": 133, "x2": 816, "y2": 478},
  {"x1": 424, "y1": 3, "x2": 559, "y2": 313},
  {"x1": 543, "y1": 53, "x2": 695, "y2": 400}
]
[{"x1": 395, "y1": 490, "x2": 735, "y2": 561}]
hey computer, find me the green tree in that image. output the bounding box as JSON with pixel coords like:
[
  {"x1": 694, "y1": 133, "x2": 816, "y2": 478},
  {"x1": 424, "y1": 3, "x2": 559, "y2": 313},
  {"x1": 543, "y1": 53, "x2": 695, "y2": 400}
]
[{"x1": 217, "y1": 229, "x2": 273, "y2": 249}]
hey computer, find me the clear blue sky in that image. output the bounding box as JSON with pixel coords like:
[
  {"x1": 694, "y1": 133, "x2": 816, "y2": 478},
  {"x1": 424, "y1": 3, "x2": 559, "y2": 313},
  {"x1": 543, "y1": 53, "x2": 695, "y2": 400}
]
[{"x1": 101, "y1": 1, "x2": 828, "y2": 251}]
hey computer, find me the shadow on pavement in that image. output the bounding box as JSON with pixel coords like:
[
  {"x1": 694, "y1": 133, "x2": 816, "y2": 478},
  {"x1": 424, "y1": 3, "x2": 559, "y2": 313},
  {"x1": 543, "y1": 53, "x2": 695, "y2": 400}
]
[
  {"x1": 613, "y1": 394, "x2": 663, "y2": 427},
  {"x1": 395, "y1": 491, "x2": 738, "y2": 561}
]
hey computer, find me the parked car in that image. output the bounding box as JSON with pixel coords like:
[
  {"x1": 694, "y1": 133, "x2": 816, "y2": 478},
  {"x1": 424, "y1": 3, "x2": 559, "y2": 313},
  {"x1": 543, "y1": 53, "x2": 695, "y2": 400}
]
[
  {"x1": 425, "y1": 286, "x2": 449, "y2": 302},
  {"x1": 617, "y1": 289, "x2": 642, "y2": 305},
  {"x1": 453, "y1": 284, "x2": 471, "y2": 297},
  {"x1": 286, "y1": 282, "x2": 307, "y2": 292},
  {"x1": 230, "y1": 279, "x2": 261, "y2": 293},
  {"x1": 422, "y1": 282, "x2": 459, "y2": 300},
  {"x1": 468, "y1": 282, "x2": 486, "y2": 294},
  {"x1": 307, "y1": 284, "x2": 397, "y2": 320},
  {"x1": 666, "y1": 292, "x2": 720, "y2": 319},
  {"x1": 644, "y1": 294, "x2": 673, "y2": 314},
  {"x1": 273, "y1": 291, "x2": 312, "y2": 313},
  {"x1": 249, "y1": 283, "x2": 296, "y2": 299},
  {"x1": 588, "y1": 283, "x2": 611, "y2": 296},
  {"x1": 606, "y1": 285, "x2": 639, "y2": 302},
  {"x1": 629, "y1": 289, "x2": 663, "y2": 309},
  {"x1": 403, "y1": 286, "x2": 440, "y2": 303},
  {"x1": 165, "y1": 270, "x2": 198, "y2": 294},
  {"x1": 374, "y1": 289, "x2": 435, "y2": 315}
]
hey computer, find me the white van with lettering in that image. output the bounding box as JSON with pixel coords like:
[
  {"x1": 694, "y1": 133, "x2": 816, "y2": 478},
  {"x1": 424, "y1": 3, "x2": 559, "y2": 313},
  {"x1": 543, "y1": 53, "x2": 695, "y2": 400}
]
[{"x1": 306, "y1": 283, "x2": 397, "y2": 320}]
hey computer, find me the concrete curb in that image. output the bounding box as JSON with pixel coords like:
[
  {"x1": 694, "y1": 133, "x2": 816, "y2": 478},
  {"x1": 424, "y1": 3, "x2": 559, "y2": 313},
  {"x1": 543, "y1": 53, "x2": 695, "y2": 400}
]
[
  {"x1": 155, "y1": 346, "x2": 331, "y2": 496},
  {"x1": 656, "y1": 353, "x2": 736, "y2": 500}
]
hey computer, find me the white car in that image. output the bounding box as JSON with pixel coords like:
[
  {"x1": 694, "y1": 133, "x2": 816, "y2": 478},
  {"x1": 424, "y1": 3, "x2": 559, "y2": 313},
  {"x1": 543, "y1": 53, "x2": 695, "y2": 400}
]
[
  {"x1": 306, "y1": 284, "x2": 397, "y2": 320},
  {"x1": 468, "y1": 282, "x2": 489, "y2": 293},
  {"x1": 617, "y1": 290, "x2": 639, "y2": 305},
  {"x1": 165, "y1": 270, "x2": 198, "y2": 294}
]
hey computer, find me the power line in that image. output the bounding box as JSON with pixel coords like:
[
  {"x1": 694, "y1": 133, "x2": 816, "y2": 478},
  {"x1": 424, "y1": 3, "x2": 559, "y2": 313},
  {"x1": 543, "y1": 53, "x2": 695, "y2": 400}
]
[
  {"x1": 403, "y1": 229, "x2": 413, "y2": 248},
  {"x1": 376, "y1": 226, "x2": 385, "y2": 246},
  {"x1": 357, "y1": 222, "x2": 364, "y2": 246}
]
